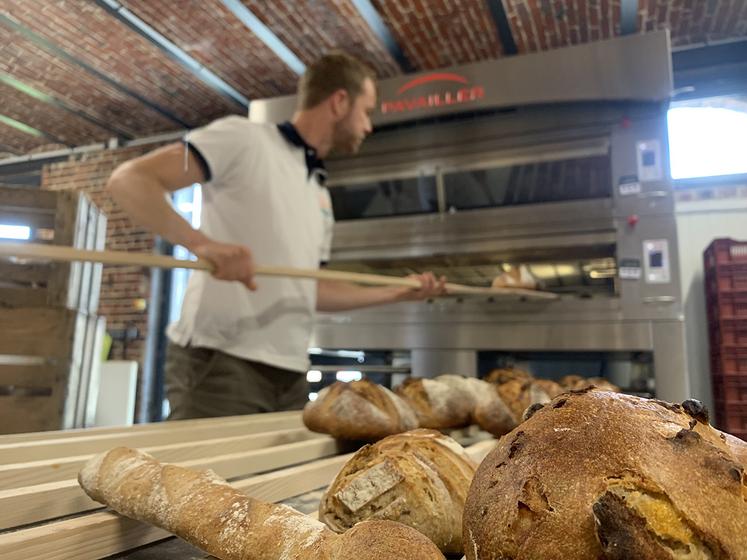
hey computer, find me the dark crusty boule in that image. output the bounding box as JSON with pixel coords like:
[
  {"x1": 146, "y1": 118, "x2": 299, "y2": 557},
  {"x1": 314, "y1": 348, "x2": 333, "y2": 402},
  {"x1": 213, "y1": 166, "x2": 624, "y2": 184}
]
[{"x1": 464, "y1": 390, "x2": 747, "y2": 559}]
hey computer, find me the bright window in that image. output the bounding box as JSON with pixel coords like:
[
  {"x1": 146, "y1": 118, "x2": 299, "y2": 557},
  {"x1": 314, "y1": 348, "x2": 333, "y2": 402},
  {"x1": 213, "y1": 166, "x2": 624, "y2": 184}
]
[
  {"x1": 0, "y1": 224, "x2": 30, "y2": 239},
  {"x1": 668, "y1": 97, "x2": 747, "y2": 180},
  {"x1": 168, "y1": 184, "x2": 202, "y2": 324}
]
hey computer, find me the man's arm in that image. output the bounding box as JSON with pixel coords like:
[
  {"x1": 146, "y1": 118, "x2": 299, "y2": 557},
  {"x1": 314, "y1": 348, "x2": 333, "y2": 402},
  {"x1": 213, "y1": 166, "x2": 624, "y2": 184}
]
[
  {"x1": 107, "y1": 142, "x2": 256, "y2": 290},
  {"x1": 316, "y1": 273, "x2": 446, "y2": 312}
]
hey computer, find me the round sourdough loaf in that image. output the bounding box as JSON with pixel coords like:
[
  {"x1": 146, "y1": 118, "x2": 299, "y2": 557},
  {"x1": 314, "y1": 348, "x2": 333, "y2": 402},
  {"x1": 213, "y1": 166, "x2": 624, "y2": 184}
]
[
  {"x1": 395, "y1": 377, "x2": 473, "y2": 429},
  {"x1": 320, "y1": 429, "x2": 477, "y2": 555},
  {"x1": 302, "y1": 379, "x2": 418, "y2": 441},
  {"x1": 464, "y1": 390, "x2": 747, "y2": 559}
]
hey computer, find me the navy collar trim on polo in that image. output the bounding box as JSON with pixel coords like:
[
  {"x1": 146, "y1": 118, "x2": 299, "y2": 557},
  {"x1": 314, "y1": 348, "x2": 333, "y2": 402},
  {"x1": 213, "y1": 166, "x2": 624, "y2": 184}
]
[{"x1": 277, "y1": 121, "x2": 327, "y2": 182}]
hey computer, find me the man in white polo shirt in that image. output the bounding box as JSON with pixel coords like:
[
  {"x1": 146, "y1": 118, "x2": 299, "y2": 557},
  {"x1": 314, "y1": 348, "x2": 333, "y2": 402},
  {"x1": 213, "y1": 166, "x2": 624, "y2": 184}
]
[{"x1": 107, "y1": 52, "x2": 445, "y2": 419}]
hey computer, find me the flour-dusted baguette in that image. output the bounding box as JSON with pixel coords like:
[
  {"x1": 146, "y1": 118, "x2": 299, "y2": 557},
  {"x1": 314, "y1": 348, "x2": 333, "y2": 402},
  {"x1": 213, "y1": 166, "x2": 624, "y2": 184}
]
[
  {"x1": 395, "y1": 377, "x2": 472, "y2": 429},
  {"x1": 319, "y1": 429, "x2": 477, "y2": 555},
  {"x1": 464, "y1": 391, "x2": 747, "y2": 559},
  {"x1": 78, "y1": 447, "x2": 445, "y2": 560},
  {"x1": 302, "y1": 379, "x2": 418, "y2": 441}
]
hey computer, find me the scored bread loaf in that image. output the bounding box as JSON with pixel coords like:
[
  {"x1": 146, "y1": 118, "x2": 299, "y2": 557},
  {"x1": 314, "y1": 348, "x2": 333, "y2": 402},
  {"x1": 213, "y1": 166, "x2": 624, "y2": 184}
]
[
  {"x1": 532, "y1": 378, "x2": 565, "y2": 398},
  {"x1": 484, "y1": 367, "x2": 533, "y2": 385},
  {"x1": 435, "y1": 374, "x2": 496, "y2": 423},
  {"x1": 559, "y1": 374, "x2": 584, "y2": 388},
  {"x1": 570, "y1": 376, "x2": 620, "y2": 393},
  {"x1": 464, "y1": 391, "x2": 747, "y2": 559},
  {"x1": 491, "y1": 265, "x2": 537, "y2": 290},
  {"x1": 78, "y1": 447, "x2": 446, "y2": 560},
  {"x1": 395, "y1": 377, "x2": 472, "y2": 429},
  {"x1": 473, "y1": 387, "x2": 518, "y2": 437},
  {"x1": 319, "y1": 429, "x2": 477, "y2": 554},
  {"x1": 303, "y1": 379, "x2": 418, "y2": 441},
  {"x1": 495, "y1": 379, "x2": 552, "y2": 421}
]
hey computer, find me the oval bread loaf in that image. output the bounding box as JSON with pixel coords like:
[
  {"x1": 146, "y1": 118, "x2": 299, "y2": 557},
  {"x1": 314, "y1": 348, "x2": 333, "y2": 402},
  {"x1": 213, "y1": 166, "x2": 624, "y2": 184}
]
[
  {"x1": 495, "y1": 379, "x2": 552, "y2": 421},
  {"x1": 485, "y1": 367, "x2": 533, "y2": 385},
  {"x1": 395, "y1": 377, "x2": 472, "y2": 429},
  {"x1": 434, "y1": 374, "x2": 496, "y2": 423},
  {"x1": 303, "y1": 379, "x2": 418, "y2": 440},
  {"x1": 473, "y1": 387, "x2": 518, "y2": 437}
]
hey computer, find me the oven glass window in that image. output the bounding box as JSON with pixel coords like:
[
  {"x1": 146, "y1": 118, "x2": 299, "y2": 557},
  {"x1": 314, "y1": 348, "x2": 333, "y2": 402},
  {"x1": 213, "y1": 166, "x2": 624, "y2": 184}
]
[
  {"x1": 444, "y1": 155, "x2": 611, "y2": 211},
  {"x1": 329, "y1": 175, "x2": 438, "y2": 220}
]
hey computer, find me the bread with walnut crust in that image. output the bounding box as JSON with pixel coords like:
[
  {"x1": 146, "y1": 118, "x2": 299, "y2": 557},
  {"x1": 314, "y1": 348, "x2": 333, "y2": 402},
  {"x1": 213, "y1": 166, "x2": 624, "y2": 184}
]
[{"x1": 464, "y1": 390, "x2": 747, "y2": 559}]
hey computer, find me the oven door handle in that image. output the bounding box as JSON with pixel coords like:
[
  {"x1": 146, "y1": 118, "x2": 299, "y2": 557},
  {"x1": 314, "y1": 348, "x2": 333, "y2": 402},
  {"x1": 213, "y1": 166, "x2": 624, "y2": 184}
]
[
  {"x1": 642, "y1": 295, "x2": 676, "y2": 304},
  {"x1": 637, "y1": 190, "x2": 669, "y2": 199}
]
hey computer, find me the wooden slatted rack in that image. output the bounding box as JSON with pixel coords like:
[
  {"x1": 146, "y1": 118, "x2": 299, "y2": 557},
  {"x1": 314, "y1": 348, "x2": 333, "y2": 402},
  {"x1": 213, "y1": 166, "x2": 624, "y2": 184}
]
[{"x1": 0, "y1": 411, "x2": 496, "y2": 559}]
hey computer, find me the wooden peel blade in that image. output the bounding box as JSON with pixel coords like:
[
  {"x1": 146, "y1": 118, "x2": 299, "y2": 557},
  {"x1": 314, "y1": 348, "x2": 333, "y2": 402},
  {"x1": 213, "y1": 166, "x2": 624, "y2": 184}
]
[{"x1": 0, "y1": 242, "x2": 558, "y2": 300}]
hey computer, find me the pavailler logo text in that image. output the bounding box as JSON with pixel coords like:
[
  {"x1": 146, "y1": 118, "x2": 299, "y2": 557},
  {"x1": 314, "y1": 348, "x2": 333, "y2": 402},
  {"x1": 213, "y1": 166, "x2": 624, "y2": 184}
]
[{"x1": 380, "y1": 72, "x2": 485, "y2": 115}]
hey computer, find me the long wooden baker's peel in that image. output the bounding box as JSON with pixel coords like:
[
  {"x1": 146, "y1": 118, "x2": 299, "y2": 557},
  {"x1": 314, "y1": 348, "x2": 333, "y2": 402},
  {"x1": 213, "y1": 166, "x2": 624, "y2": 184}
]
[{"x1": 0, "y1": 242, "x2": 558, "y2": 300}]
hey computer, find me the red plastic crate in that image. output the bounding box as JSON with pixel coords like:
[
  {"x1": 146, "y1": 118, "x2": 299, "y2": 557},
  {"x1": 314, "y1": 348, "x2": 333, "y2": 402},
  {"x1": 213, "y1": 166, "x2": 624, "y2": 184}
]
[
  {"x1": 712, "y1": 374, "x2": 747, "y2": 402},
  {"x1": 706, "y1": 291, "x2": 747, "y2": 321},
  {"x1": 707, "y1": 263, "x2": 747, "y2": 293},
  {"x1": 710, "y1": 320, "x2": 747, "y2": 347},
  {"x1": 704, "y1": 238, "x2": 747, "y2": 268},
  {"x1": 714, "y1": 401, "x2": 747, "y2": 432},
  {"x1": 710, "y1": 346, "x2": 747, "y2": 374},
  {"x1": 730, "y1": 430, "x2": 747, "y2": 442}
]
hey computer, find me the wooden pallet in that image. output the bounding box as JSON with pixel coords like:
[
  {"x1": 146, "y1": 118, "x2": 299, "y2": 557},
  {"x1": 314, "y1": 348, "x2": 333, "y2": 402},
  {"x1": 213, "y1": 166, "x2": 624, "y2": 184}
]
[
  {"x1": 0, "y1": 308, "x2": 105, "y2": 434},
  {"x1": 0, "y1": 186, "x2": 106, "y2": 313},
  {"x1": 0, "y1": 412, "x2": 496, "y2": 559},
  {"x1": 0, "y1": 187, "x2": 106, "y2": 434}
]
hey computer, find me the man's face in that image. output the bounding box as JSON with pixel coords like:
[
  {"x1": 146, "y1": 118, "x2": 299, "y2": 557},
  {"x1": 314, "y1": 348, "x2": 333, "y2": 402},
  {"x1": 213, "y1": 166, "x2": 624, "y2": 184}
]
[{"x1": 332, "y1": 77, "x2": 376, "y2": 155}]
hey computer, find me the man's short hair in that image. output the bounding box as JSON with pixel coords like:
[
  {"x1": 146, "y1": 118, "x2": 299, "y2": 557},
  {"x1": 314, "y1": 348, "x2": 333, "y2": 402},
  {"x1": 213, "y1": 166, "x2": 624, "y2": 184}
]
[{"x1": 298, "y1": 51, "x2": 376, "y2": 110}]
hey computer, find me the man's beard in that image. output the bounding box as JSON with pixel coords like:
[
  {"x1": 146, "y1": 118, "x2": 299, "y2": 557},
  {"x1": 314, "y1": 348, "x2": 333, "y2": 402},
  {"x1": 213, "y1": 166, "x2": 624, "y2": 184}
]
[{"x1": 331, "y1": 117, "x2": 361, "y2": 155}]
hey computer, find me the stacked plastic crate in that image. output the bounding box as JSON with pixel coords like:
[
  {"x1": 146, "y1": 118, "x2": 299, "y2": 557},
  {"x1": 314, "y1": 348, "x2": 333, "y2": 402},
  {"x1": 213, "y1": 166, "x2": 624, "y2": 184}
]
[{"x1": 704, "y1": 238, "x2": 747, "y2": 441}]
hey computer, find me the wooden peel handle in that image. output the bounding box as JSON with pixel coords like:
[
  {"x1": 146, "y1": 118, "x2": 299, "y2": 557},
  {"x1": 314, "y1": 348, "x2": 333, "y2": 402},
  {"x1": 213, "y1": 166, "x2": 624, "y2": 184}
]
[{"x1": 0, "y1": 242, "x2": 557, "y2": 299}]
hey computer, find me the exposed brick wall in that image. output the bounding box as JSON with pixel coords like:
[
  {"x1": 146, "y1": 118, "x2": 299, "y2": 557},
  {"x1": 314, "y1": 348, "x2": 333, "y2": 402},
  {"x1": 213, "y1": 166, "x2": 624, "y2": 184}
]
[
  {"x1": 41, "y1": 143, "x2": 170, "y2": 375},
  {"x1": 120, "y1": 0, "x2": 299, "y2": 97},
  {"x1": 639, "y1": 0, "x2": 747, "y2": 46},
  {"x1": 4, "y1": 0, "x2": 242, "y2": 127},
  {"x1": 243, "y1": 0, "x2": 401, "y2": 77},
  {"x1": 0, "y1": 25, "x2": 179, "y2": 138},
  {"x1": 0, "y1": 120, "x2": 48, "y2": 153},
  {"x1": 503, "y1": 0, "x2": 747, "y2": 54},
  {"x1": 0, "y1": 81, "x2": 113, "y2": 147},
  {"x1": 372, "y1": 0, "x2": 504, "y2": 69},
  {"x1": 4, "y1": 0, "x2": 747, "y2": 159},
  {"x1": 504, "y1": 0, "x2": 621, "y2": 53}
]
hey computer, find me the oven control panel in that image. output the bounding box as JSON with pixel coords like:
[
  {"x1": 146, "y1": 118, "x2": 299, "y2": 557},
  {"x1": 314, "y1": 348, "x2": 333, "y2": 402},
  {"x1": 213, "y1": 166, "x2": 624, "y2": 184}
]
[{"x1": 643, "y1": 239, "x2": 671, "y2": 284}]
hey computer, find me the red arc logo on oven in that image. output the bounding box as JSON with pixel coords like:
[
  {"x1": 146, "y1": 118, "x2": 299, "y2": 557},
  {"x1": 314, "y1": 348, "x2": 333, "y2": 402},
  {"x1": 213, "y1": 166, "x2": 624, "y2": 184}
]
[{"x1": 381, "y1": 72, "x2": 485, "y2": 115}]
